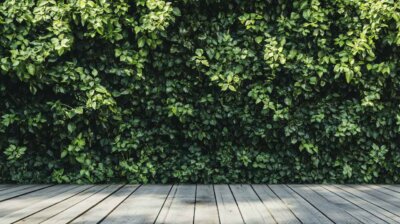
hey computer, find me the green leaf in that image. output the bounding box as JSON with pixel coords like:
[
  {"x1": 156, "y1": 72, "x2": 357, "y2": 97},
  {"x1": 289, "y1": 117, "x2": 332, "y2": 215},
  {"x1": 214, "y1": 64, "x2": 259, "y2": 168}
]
[
  {"x1": 255, "y1": 36, "x2": 263, "y2": 44},
  {"x1": 61, "y1": 151, "x2": 68, "y2": 158},
  {"x1": 67, "y1": 123, "x2": 76, "y2": 133},
  {"x1": 138, "y1": 37, "x2": 145, "y2": 48},
  {"x1": 173, "y1": 7, "x2": 181, "y2": 16},
  {"x1": 27, "y1": 64, "x2": 35, "y2": 75},
  {"x1": 345, "y1": 72, "x2": 353, "y2": 83}
]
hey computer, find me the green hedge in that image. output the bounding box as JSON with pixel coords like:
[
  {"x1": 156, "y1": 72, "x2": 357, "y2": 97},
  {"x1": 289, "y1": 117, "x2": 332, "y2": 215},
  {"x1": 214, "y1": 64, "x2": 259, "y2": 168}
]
[{"x1": 1, "y1": 0, "x2": 400, "y2": 183}]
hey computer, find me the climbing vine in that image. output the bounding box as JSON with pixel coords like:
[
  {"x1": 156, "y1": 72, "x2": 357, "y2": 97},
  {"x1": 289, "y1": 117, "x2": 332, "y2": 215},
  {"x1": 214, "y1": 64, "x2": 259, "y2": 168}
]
[{"x1": 1, "y1": 0, "x2": 400, "y2": 183}]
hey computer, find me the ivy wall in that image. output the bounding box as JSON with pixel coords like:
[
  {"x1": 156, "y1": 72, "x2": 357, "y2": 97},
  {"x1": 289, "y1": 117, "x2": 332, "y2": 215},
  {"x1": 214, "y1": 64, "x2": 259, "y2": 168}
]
[{"x1": 1, "y1": 0, "x2": 400, "y2": 183}]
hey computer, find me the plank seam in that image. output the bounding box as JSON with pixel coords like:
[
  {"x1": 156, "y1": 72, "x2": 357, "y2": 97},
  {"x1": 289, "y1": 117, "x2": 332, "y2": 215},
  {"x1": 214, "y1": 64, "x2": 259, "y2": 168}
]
[
  {"x1": 347, "y1": 185, "x2": 400, "y2": 209},
  {"x1": 152, "y1": 184, "x2": 174, "y2": 224},
  {"x1": 212, "y1": 185, "x2": 222, "y2": 224},
  {"x1": 337, "y1": 185, "x2": 400, "y2": 218},
  {"x1": 305, "y1": 185, "x2": 365, "y2": 224},
  {"x1": 39, "y1": 185, "x2": 108, "y2": 223},
  {"x1": 286, "y1": 185, "x2": 335, "y2": 223},
  {"x1": 227, "y1": 185, "x2": 245, "y2": 223},
  {"x1": 0, "y1": 185, "x2": 54, "y2": 203},
  {"x1": 154, "y1": 184, "x2": 179, "y2": 223},
  {"x1": 68, "y1": 184, "x2": 126, "y2": 224},
  {"x1": 381, "y1": 186, "x2": 400, "y2": 194},
  {"x1": 193, "y1": 184, "x2": 197, "y2": 224},
  {"x1": 363, "y1": 185, "x2": 397, "y2": 197},
  {"x1": 359, "y1": 185, "x2": 400, "y2": 209},
  {"x1": 98, "y1": 184, "x2": 141, "y2": 224},
  {"x1": 0, "y1": 185, "x2": 14, "y2": 192},
  {"x1": 267, "y1": 185, "x2": 302, "y2": 223},
  {"x1": 0, "y1": 185, "x2": 33, "y2": 196},
  {"x1": 321, "y1": 185, "x2": 389, "y2": 223},
  {"x1": 250, "y1": 185, "x2": 278, "y2": 223},
  {"x1": 9, "y1": 185, "x2": 87, "y2": 223}
]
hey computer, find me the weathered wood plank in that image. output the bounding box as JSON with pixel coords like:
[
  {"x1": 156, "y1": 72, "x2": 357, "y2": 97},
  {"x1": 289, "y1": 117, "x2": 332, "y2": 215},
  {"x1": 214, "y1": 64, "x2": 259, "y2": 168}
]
[
  {"x1": 0, "y1": 185, "x2": 68, "y2": 217},
  {"x1": 214, "y1": 184, "x2": 243, "y2": 224},
  {"x1": 0, "y1": 185, "x2": 51, "y2": 202},
  {"x1": 323, "y1": 185, "x2": 400, "y2": 223},
  {"x1": 102, "y1": 185, "x2": 170, "y2": 224},
  {"x1": 307, "y1": 185, "x2": 384, "y2": 224},
  {"x1": 269, "y1": 185, "x2": 332, "y2": 224},
  {"x1": 364, "y1": 185, "x2": 400, "y2": 200},
  {"x1": 41, "y1": 185, "x2": 121, "y2": 224},
  {"x1": 155, "y1": 185, "x2": 196, "y2": 224},
  {"x1": 230, "y1": 184, "x2": 275, "y2": 223},
  {"x1": 16, "y1": 185, "x2": 103, "y2": 224},
  {"x1": 252, "y1": 185, "x2": 300, "y2": 224},
  {"x1": 382, "y1": 185, "x2": 400, "y2": 194},
  {"x1": 336, "y1": 185, "x2": 400, "y2": 221},
  {"x1": 0, "y1": 185, "x2": 88, "y2": 223},
  {"x1": 2, "y1": 184, "x2": 399, "y2": 224},
  {"x1": 354, "y1": 185, "x2": 400, "y2": 207},
  {"x1": 0, "y1": 185, "x2": 32, "y2": 195},
  {"x1": 194, "y1": 185, "x2": 219, "y2": 224},
  {"x1": 71, "y1": 185, "x2": 138, "y2": 224},
  {"x1": 0, "y1": 184, "x2": 15, "y2": 191},
  {"x1": 289, "y1": 185, "x2": 361, "y2": 223}
]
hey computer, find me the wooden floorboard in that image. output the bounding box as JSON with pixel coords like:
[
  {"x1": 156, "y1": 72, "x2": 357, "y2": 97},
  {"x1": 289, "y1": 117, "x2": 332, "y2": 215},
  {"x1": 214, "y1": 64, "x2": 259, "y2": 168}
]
[
  {"x1": 323, "y1": 185, "x2": 400, "y2": 223},
  {"x1": 194, "y1": 185, "x2": 219, "y2": 224},
  {"x1": 41, "y1": 185, "x2": 121, "y2": 224},
  {"x1": 0, "y1": 185, "x2": 51, "y2": 202},
  {"x1": 103, "y1": 185, "x2": 170, "y2": 224},
  {"x1": 252, "y1": 185, "x2": 300, "y2": 224},
  {"x1": 0, "y1": 185, "x2": 85, "y2": 223},
  {"x1": 0, "y1": 185, "x2": 68, "y2": 217},
  {"x1": 214, "y1": 184, "x2": 243, "y2": 224},
  {"x1": 382, "y1": 185, "x2": 400, "y2": 194},
  {"x1": 0, "y1": 184, "x2": 399, "y2": 223},
  {"x1": 72, "y1": 185, "x2": 139, "y2": 224},
  {"x1": 336, "y1": 185, "x2": 400, "y2": 222},
  {"x1": 307, "y1": 185, "x2": 385, "y2": 223},
  {"x1": 230, "y1": 184, "x2": 275, "y2": 223},
  {"x1": 16, "y1": 185, "x2": 101, "y2": 224},
  {"x1": 155, "y1": 185, "x2": 196, "y2": 224},
  {"x1": 289, "y1": 185, "x2": 361, "y2": 223},
  {"x1": 351, "y1": 185, "x2": 400, "y2": 208},
  {"x1": 364, "y1": 185, "x2": 400, "y2": 201},
  {"x1": 0, "y1": 184, "x2": 15, "y2": 191},
  {"x1": 0, "y1": 185, "x2": 34, "y2": 196},
  {"x1": 269, "y1": 185, "x2": 333, "y2": 224}
]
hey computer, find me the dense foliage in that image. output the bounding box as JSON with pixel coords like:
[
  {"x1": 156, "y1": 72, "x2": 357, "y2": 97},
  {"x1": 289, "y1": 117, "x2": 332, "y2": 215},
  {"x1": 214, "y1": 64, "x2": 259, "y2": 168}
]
[{"x1": 1, "y1": 0, "x2": 400, "y2": 183}]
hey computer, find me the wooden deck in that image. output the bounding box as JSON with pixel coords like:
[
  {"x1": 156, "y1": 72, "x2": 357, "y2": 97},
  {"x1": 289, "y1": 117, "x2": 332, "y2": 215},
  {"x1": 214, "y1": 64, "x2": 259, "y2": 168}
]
[{"x1": 0, "y1": 185, "x2": 399, "y2": 223}]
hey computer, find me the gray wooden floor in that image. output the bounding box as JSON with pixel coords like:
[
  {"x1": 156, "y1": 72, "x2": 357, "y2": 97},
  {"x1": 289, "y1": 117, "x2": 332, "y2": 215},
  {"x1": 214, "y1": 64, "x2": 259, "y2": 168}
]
[{"x1": 0, "y1": 185, "x2": 399, "y2": 223}]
